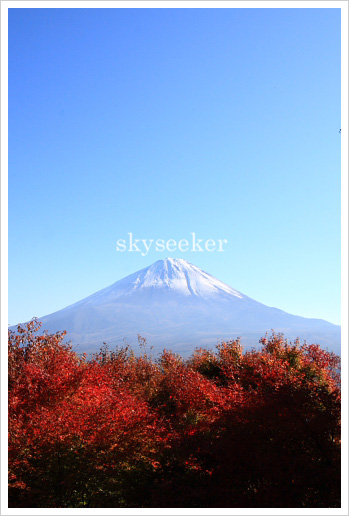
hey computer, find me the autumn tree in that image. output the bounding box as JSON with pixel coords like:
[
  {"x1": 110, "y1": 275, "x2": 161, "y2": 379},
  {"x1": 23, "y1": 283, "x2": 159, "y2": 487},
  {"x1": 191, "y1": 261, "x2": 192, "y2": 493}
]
[{"x1": 8, "y1": 324, "x2": 340, "y2": 508}]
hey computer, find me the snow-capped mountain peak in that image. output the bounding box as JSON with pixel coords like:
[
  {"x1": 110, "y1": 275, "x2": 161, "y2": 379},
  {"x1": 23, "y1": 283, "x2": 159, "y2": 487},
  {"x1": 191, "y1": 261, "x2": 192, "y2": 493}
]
[
  {"x1": 10, "y1": 258, "x2": 340, "y2": 357},
  {"x1": 79, "y1": 258, "x2": 244, "y2": 306},
  {"x1": 126, "y1": 258, "x2": 243, "y2": 299}
]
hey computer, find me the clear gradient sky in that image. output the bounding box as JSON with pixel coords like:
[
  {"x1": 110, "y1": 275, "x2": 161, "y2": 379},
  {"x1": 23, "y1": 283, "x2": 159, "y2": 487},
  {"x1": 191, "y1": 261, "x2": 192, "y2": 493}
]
[{"x1": 8, "y1": 6, "x2": 341, "y2": 326}]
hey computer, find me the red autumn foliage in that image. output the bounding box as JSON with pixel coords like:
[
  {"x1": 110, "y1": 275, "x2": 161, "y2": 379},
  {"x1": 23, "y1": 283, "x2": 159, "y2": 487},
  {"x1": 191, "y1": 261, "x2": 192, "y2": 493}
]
[{"x1": 8, "y1": 321, "x2": 341, "y2": 508}]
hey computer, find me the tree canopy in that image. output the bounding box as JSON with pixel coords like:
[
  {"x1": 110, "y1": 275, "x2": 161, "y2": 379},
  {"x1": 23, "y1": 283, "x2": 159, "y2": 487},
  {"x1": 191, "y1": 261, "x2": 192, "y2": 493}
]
[{"x1": 8, "y1": 320, "x2": 341, "y2": 508}]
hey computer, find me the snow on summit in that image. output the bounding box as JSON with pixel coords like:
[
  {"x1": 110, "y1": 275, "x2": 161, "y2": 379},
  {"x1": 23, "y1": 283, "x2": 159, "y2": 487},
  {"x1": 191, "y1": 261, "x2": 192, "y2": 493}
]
[
  {"x1": 78, "y1": 258, "x2": 244, "y2": 306},
  {"x1": 128, "y1": 258, "x2": 243, "y2": 299}
]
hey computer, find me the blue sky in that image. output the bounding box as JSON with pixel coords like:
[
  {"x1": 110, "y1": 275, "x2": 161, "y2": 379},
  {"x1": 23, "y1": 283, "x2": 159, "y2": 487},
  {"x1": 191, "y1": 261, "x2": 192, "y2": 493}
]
[{"x1": 8, "y1": 7, "x2": 341, "y2": 326}]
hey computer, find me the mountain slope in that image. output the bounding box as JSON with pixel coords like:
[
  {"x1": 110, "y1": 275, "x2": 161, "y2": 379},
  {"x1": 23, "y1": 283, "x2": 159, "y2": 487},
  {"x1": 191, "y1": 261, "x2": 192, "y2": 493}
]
[{"x1": 11, "y1": 258, "x2": 341, "y2": 356}]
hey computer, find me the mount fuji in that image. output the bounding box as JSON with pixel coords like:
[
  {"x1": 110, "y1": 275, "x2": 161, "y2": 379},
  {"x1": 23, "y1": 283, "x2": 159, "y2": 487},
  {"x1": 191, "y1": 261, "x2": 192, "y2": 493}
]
[{"x1": 12, "y1": 258, "x2": 341, "y2": 356}]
